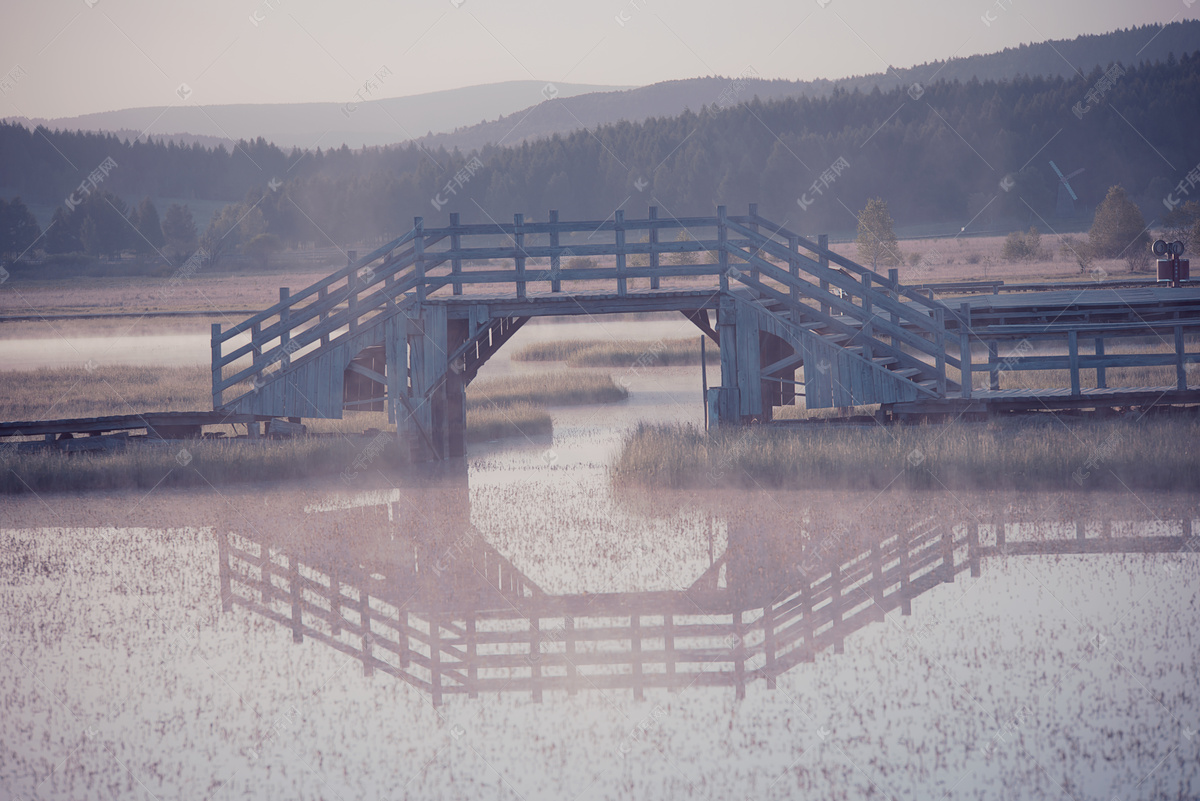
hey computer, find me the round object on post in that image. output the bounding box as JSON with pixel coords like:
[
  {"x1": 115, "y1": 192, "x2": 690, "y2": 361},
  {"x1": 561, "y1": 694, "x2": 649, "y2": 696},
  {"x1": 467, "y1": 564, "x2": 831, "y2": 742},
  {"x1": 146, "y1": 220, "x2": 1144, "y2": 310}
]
[
  {"x1": 1152, "y1": 239, "x2": 1168, "y2": 257},
  {"x1": 1170, "y1": 240, "x2": 1185, "y2": 256}
]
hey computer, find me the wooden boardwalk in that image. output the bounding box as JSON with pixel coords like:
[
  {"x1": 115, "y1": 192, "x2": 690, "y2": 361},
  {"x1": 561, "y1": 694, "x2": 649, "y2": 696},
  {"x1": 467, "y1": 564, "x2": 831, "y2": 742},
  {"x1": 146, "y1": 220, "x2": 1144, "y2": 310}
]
[
  {"x1": 218, "y1": 505, "x2": 1198, "y2": 704},
  {"x1": 199, "y1": 203, "x2": 1200, "y2": 458}
]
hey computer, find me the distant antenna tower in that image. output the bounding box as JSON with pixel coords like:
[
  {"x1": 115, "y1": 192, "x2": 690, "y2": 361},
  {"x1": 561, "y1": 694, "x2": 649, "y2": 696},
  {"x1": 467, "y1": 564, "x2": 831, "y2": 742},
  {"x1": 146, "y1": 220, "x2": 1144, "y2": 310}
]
[{"x1": 1050, "y1": 160, "x2": 1084, "y2": 217}]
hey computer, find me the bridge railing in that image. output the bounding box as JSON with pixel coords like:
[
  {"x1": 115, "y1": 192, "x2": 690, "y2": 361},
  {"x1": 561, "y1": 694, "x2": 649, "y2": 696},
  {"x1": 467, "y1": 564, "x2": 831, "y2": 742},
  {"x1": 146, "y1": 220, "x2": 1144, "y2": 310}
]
[{"x1": 951, "y1": 308, "x2": 1200, "y2": 398}]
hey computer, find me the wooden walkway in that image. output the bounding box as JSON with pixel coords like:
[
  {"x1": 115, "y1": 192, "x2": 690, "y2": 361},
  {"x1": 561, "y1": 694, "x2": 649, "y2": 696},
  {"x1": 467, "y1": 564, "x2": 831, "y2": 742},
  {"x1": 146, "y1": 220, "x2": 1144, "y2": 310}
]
[
  {"x1": 199, "y1": 204, "x2": 1200, "y2": 458},
  {"x1": 218, "y1": 508, "x2": 1198, "y2": 704}
]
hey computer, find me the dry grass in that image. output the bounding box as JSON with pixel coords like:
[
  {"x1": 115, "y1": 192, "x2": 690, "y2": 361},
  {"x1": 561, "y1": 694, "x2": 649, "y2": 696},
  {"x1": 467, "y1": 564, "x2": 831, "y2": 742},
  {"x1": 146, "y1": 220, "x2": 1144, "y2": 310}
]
[
  {"x1": 0, "y1": 365, "x2": 214, "y2": 421},
  {"x1": 466, "y1": 372, "x2": 628, "y2": 408},
  {"x1": 512, "y1": 337, "x2": 719, "y2": 367},
  {"x1": 613, "y1": 417, "x2": 1200, "y2": 492},
  {"x1": 465, "y1": 401, "x2": 552, "y2": 442},
  {"x1": 0, "y1": 436, "x2": 397, "y2": 495}
]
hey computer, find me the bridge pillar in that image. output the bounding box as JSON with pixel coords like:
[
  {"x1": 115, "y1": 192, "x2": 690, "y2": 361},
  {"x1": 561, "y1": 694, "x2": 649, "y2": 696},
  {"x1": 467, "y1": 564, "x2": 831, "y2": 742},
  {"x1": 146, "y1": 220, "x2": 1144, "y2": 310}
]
[
  {"x1": 394, "y1": 305, "x2": 449, "y2": 462},
  {"x1": 445, "y1": 319, "x2": 469, "y2": 458}
]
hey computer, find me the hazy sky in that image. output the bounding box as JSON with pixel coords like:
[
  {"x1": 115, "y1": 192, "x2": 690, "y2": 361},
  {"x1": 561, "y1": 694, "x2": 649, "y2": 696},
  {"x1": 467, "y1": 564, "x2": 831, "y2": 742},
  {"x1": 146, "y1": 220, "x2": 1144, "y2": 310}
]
[{"x1": 2, "y1": 0, "x2": 1195, "y2": 120}]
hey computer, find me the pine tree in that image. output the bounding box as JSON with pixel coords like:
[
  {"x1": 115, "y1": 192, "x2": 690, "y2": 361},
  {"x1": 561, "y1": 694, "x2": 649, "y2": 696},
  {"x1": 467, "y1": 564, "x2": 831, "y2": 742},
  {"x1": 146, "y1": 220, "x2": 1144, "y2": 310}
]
[
  {"x1": 1088, "y1": 185, "x2": 1151, "y2": 271},
  {"x1": 162, "y1": 203, "x2": 198, "y2": 263},
  {"x1": 855, "y1": 198, "x2": 901, "y2": 270}
]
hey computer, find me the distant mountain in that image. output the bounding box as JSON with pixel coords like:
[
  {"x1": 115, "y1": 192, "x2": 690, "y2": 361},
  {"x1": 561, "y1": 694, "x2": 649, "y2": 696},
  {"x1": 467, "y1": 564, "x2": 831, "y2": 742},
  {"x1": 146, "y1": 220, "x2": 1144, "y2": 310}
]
[
  {"x1": 4, "y1": 81, "x2": 631, "y2": 149},
  {"x1": 418, "y1": 21, "x2": 1200, "y2": 152}
]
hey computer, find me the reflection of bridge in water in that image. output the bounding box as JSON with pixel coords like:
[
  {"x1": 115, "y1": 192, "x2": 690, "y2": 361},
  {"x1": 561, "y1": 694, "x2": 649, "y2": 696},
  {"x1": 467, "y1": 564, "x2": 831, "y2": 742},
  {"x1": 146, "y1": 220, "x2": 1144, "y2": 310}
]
[{"x1": 218, "y1": 491, "x2": 1197, "y2": 705}]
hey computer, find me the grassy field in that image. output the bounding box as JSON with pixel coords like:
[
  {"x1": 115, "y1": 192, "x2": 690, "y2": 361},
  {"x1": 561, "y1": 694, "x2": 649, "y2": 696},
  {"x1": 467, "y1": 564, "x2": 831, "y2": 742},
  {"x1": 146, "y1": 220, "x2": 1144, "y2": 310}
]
[
  {"x1": 512, "y1": 337, "x2": 719, "y2": 367},
  {"x1": 612, "y1": 417, "x2": 1200, "y2": 492}
]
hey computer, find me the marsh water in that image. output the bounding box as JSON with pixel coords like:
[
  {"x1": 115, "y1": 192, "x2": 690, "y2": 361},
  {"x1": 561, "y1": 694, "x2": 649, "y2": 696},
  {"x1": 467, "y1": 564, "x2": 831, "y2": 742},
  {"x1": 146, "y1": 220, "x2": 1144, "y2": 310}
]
[{"x1": 2, "y1": 316, "x2": 1198, "y2": 800}]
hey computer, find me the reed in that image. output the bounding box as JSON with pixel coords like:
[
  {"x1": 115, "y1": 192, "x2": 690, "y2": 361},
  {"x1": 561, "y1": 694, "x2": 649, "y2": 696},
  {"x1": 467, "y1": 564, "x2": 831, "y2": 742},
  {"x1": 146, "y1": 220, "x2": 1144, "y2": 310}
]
[{"x1": 612, "y1": 416, "x2": 1200, "y2": 492}]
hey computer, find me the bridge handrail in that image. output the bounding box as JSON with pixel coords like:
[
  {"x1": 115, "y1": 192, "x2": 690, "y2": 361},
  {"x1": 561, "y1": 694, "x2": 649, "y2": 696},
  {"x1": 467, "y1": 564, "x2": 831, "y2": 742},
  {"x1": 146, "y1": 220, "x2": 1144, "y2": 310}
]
[
  {"x1": 748, "y1": 212, "x2": 950, "y2": 315},
  {"x1": 216, "y1": 228, "x2": 420, "y2": 343}
]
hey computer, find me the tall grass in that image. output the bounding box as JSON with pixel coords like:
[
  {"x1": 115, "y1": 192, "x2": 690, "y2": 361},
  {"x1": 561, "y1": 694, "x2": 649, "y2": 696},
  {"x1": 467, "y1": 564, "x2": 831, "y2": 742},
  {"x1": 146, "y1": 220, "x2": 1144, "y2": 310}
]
[
  {"x1": 465, "y1": 401, "x2": 552, "y2": 442},
  {"x1": 613, "y1": 417, "x2": 1200, "y2": 492},
  {"x1": 0, "y1": 436, "x2": 397, "y2": 495},
  {"x1": 512, "y1": 338, "x2": 719, "y2": 367},
  {"x1": 466, "y1": 372, "x2": 628, "y2": 407}
]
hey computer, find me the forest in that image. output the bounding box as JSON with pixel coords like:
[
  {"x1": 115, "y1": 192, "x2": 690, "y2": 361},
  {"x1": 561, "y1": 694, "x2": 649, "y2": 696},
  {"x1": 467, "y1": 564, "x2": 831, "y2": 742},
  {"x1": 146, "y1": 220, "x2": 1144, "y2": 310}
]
[{"x1": 2, "y1": 51, "x2": 1198, "y2": 265}]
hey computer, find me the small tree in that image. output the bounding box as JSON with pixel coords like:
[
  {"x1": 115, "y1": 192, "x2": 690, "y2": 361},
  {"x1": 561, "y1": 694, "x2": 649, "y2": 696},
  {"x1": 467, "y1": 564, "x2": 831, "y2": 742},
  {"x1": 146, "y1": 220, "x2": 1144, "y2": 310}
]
[
  {"x1": 1088, "y1": 185, "x2": 1150, "y2": 272},
  {"x1": 1001, "y1": 226, "x2": 1042, "y2": 262},
  {"x1": 0, "y1": 197, "x2": 43, "y2": 265},
  {"x1": 161, "y1": 203, "x2": 198, "y2": 263},
  {"x1": 855, "y1": 198, "x2": 901, "y2": 270},
  {"x1": 673, "y1": 229, "x2": 697, "y2": 265},
  {"x1": 44, "y1": 206, "x2": 81, "y2": 254},
  {"x1": 130, "y1": 197, "x2": 165, "y2": 258},
  {"x1": 1058, "y1": 236, "x2": 1095, "y2": 274},
  {"x1": 1162, "y1": 200, "x2": 1200, "y2": 252},
  {"x1": 244, "y1": 233, "x2": 282, "y2": 268}
]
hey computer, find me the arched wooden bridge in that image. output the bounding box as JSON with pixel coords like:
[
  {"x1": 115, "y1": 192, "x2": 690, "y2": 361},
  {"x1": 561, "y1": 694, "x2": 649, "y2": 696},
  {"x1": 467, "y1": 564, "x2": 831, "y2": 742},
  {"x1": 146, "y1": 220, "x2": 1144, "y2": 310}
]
[{"x1": 209, "y1": 204, "x2": 1200, "y2": 459}]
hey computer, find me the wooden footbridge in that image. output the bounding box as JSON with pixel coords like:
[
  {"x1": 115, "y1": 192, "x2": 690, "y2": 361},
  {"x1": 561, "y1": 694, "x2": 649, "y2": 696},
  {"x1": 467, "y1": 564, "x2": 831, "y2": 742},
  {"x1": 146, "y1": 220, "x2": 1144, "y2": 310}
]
[
  {"x1": 205, "y1": 204, "x2": 1200, "y2": 459},
  {"x1": 218, "y1": 495, "x2": 1198, "y2": 705}
]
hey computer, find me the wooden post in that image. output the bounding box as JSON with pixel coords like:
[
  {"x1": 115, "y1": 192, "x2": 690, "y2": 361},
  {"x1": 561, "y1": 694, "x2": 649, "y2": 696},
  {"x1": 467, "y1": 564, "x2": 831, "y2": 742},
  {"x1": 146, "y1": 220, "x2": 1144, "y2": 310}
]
[
  {"x1": 665, "y1": 613, "x2": 677, "y2": 689},
  {"x1": 278, "y1": 286, "x2": 291, "y2": 366},
  {"x1": 211, "y1": 323, "x2": 222, "y2": 409},
  {"x1": 316, "y1": 288, "x2": 329, "y2": 346},
  {"x1": 1068, "y1": 329, "x2": 1081, "y2": 397},
  {"x1": 988, "y1": 341, "x2": 1000, "y2": 390},
  {"x1": 733, "y1": 610, "x2": 745, "y2": 700},
  {"x1": 290, "y1": 554, "x2": 303, "y2": 643},
  {"x1": 942, "y1": 527, "x2": 955, "y2": 583},
  {"x1": 861, "y1": 274, "x2": 874, "y2": 363},
  {"x1": 959, "y1": 302, "x2": 972, "y2": 399},
  {"x1": 615, "y1": 210, "x2": 627, "y2": 296},
  {"x1": 450, "y1": 212, "x2": 463, "y2": 296},
  {"x1": 413, "y1": 217, "x2": 426, "y2": 303},
  {"x1": 763, "y1": 602, "x2": 776, "y2": 689},
  {"x1": 935, "y1": 307, "x2": 947, "y2": 395},
  {"x1": 968, "y1": 523, "x2": 981, "y2": 577},
  {"x1": 899, "y1": 530, "x2": 912, "y2": 616},
  {"x1": 788, "y1": 235, "x2": 800, "y2": 318},
  {"x1": 871, "y1": 541, "x2": 885, "y2": 621},
  {"x1": 1095, "y1": 338, "x2": 1106, "y2": 389},
  {"x1": 818, "y1": 234, "x2": 830, "y2": 316},
  {"x1": 216, "y1": 530, "x2": 232, "y2": 611},
  {"x1": 565, "y1": 614, "x2": 578, "y2": 694},
  {"x1": 360, "y1": 581, "x2": 373, "y2": 677},
  {"x1": 549, "y1": 210, "x2": 561, "y2": 293},
  {"x1": 747, "y1": 203, "x2": 759, "y2": 285},
  {"x1": 800, "y1": 580, "x2": 815, "y2": 662},
  {"x1": 631, "y1": 614, "x2": 643, "y2": 701},
  {"x1": 514, "y1": 213, "x2": 526, "y2": 300},
  {"x1": 1176, "y1": 325, "x2": 1186, "y2": 390},
  {"x1": 888, "y1": 267, "x2": 900, "y2": 349},
  {"x1": 718, "y1": 206, "x2": 729, "y2": 291},
  {"x1": 467, "y1": 617, "x2": 478, "y2": 698},
  {"x1": 329, "y1": 563, "x2": 340, "y2": 635},
  {"x1": 530, "y1": 615, "x2": 542, "y2": 703},
  {"x1": 648, "y1": 206, "x2": 660, "y2": 290},
  {"x1": 831, "y1": 562, "x2": 844, "y2": 654},
  {"x1": 430, "y1": 617, "x2": 442, "y2": 706}
]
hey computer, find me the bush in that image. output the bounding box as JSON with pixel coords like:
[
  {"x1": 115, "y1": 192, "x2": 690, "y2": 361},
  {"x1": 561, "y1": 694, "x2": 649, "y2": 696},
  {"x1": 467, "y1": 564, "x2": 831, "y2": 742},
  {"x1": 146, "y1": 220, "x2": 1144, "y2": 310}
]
[{"x1": 1001, "y1": 227, "x2": 1043, "y2": 262}]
